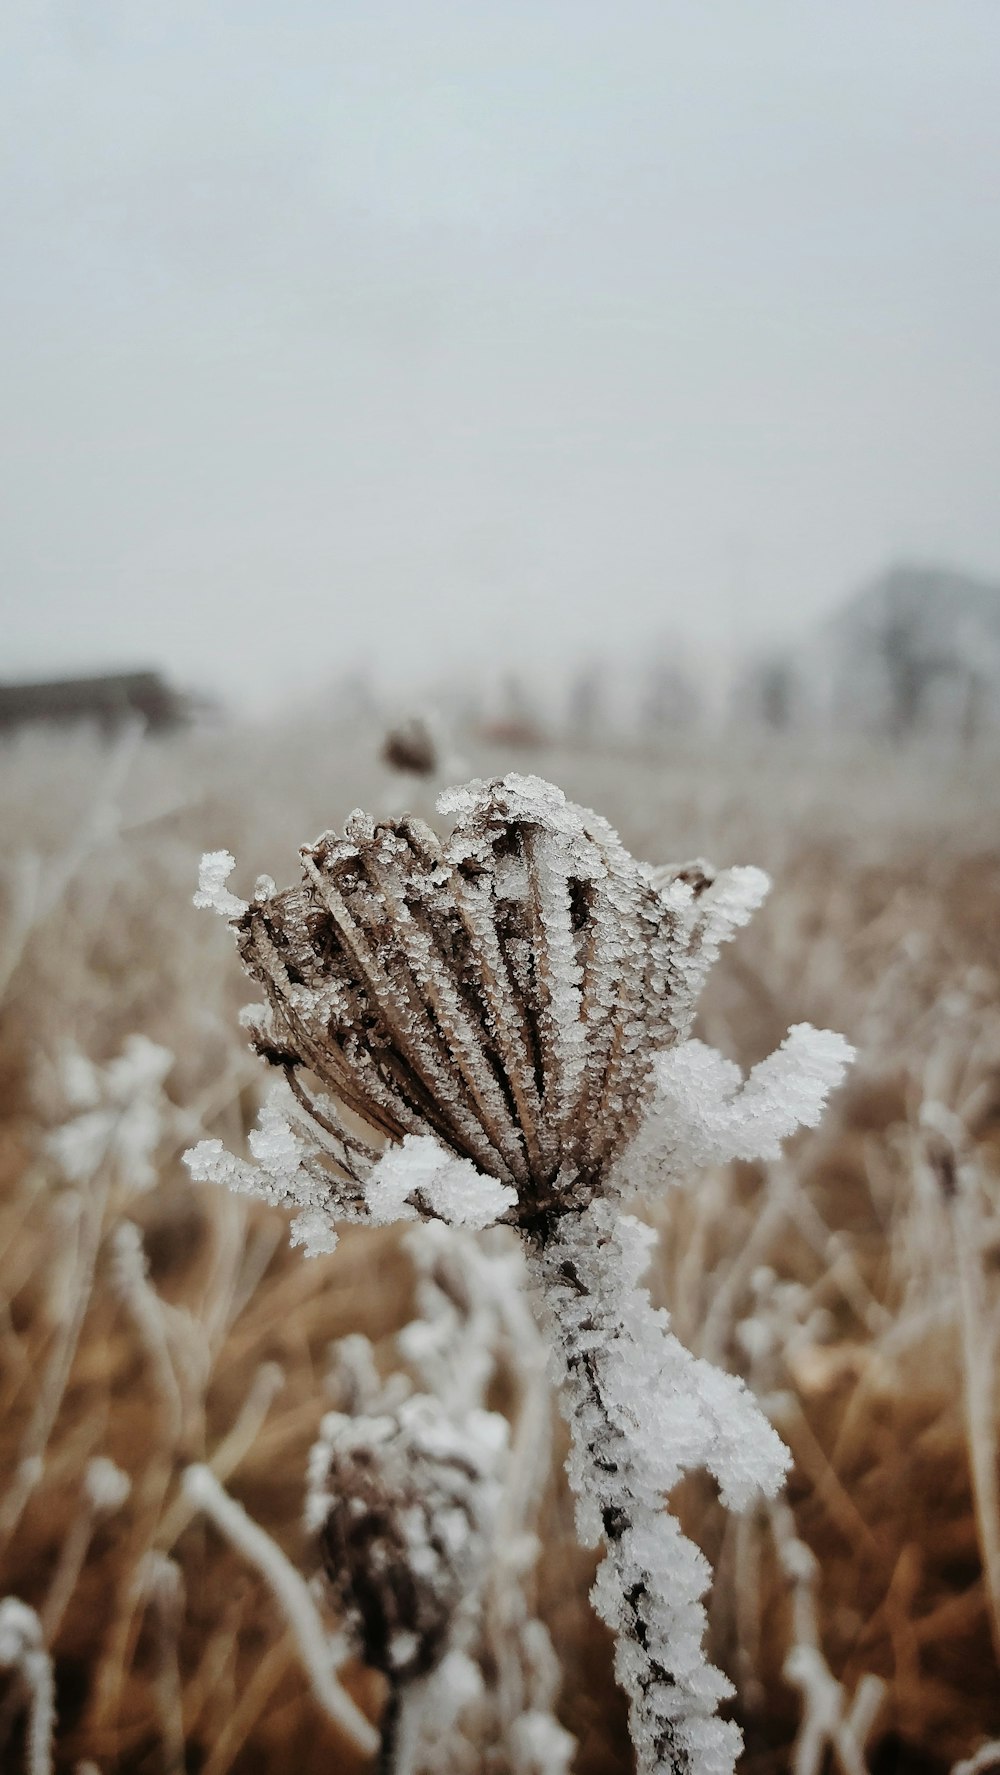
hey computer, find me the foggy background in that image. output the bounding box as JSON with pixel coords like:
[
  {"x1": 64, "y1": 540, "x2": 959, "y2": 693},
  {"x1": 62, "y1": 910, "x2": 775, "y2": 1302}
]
[{"x1": 3, "y1": 1, "x2": 1000, "y2": 711}]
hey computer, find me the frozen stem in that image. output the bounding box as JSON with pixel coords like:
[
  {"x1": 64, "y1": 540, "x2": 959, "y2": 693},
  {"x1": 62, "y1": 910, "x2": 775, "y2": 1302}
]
[
  {"x1": 530, "y1": 1204, "x2": 790, "y2": 1775},
  {"x1": 0, "y1": 1600, "x2": 56, "y2": 1775},
  {"x1": 181, "y1": 1465, "x2": 378, "y2": 1757}
]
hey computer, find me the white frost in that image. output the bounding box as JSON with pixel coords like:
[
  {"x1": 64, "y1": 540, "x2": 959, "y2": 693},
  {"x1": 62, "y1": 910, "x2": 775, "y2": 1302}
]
[
  {"x1": 364, "y1": 1135, "x2": 517, "y2": 1229},
  {"x1": 626, "y1": 1022, "x2": 854, "y2": 1185},
  {"x1": 193, "y1": 849, "x2": 248, "y2": 918},
  {"x1": 531, "y1": 1204, "x2": 790, "y2": 1775}
]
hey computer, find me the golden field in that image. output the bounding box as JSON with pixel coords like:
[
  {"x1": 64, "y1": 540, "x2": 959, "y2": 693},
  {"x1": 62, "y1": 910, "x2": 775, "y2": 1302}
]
[{"x1": 0, "y1": 718, "x2": 998, "y2": 1774}]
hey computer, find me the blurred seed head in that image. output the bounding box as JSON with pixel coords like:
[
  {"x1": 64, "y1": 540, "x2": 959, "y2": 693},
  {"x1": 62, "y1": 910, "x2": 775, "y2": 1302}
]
[
  {"x1": 307, "y1": 1396, "x2": 504, "y2": 1680},
  {"x1": 381, "y1": 715, "x2": 439, "y2": 778}
]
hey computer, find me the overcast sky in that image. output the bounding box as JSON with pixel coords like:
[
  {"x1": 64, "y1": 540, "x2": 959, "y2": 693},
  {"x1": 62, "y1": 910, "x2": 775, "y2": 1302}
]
[{"x1": 3, "y1": 2, "x2": 999, "y2": 707}]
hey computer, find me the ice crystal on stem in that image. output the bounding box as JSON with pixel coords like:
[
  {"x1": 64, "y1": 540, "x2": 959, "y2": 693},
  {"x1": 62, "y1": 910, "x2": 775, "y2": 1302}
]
[
  {"x1": 530, "y1": 1205, "x2": 788, "y2": 1773},
  {"x1": 185, "y1": 773, "x2": 852, "y2": 1774}
]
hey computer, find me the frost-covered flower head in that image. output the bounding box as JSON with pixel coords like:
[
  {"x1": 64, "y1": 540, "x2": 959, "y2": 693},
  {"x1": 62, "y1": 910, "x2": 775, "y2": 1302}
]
[
  {"x1": 195, "y1": 773, "x2": 773, "y2": 1228},
  {"x1": 187, "y1": 772, "x2": 854, "y2": 1775},
  {"x1": 306, "y1": 1395, "x2": 505, "y2": 1681}
]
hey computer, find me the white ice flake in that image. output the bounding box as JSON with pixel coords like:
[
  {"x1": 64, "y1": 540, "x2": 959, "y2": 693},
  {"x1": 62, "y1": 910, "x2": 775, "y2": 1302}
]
[
  {"x1": 624, "y1": 1023, "x2": 854, "y2": 1188},
  {"x1": 185, "y1": 1093, "x2": 342, "y2": 1253},
  {"x1": 438, "y1": 773, "x2": 580, "y2": 834},
  {"x1": 364, "y1": 1135, "x2": 517, "y2": 1229},
  {"x1": 289, "y1": 1209, "x2": 340, "y2": 1257},
  {"x1": 83, "y1": 1456, "x2": 131, "y2": 1514},
  {"x1": 248, "y1": 1100, "x2": 309, "y2": 1180},
  {"x1": 193, "y1": 849, "x2": 248, "y2": 918}
]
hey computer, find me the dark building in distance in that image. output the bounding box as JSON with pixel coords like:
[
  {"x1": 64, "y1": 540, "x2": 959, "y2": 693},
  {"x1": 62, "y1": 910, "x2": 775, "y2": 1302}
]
[{"x1": 0, "y1": 671, "x2": 192, "y2": 735}]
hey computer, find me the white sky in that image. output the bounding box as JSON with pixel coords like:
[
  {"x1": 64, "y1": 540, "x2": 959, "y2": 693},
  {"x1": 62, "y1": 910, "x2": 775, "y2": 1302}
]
[{"x1": 2, "y1": 1, "x2": 999, "y2": 707}]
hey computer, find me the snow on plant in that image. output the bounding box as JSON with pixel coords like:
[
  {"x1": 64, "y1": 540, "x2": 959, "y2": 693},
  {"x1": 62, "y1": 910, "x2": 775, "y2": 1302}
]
[
  {"x1": 0, "y1": 1599, "x2": 54, "y2": 1775},
  {"x1": 306, "y1": 1221, "x2": 574, "y2": 1773},
  {"x1": 308, "y1": 1391, "x2": 504, "y2": 1768},
  {"x1": 185, "y1": 772, "x2": 852, "y2": 1775},
  {"x1": 1, "y1": 1038, "x2": 175, "y2": 1544},
  {"x1": 47, "y1": 1035, "x2": 174, "y2": 1190}
]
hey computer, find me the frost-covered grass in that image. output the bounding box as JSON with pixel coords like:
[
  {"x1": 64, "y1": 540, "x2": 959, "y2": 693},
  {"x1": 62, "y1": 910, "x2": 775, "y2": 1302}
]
[{"x1": 0, "y1": 718, "x2": 998, "y2": 1773}]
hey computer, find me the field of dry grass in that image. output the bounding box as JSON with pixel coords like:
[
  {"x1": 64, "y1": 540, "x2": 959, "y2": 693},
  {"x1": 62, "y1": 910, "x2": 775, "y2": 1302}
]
[{"x1": 0, "y1": 718, "x2": 998, "y2": 1774}]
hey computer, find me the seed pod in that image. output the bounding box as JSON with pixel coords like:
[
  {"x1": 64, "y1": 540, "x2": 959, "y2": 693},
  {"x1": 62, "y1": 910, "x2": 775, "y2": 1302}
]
[
  {"x1": 381, "y1": 715, "x2": 438, "y2": 777},
  {"x1": 233, "y1": 774, "x2": 722, "y2": 1220},
  {"x1": 308, "y1": 1396, "x2": 504, "y2": 1680}
]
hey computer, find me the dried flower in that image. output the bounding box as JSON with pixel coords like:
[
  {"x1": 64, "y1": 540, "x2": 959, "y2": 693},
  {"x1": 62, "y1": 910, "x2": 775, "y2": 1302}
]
[
  {"x1": 191, "y1": 776, "x2": 770, "y2": 1214},
  {"x1": 305, "y1": 1220, "x2": 571, "y2": 1772},
  {"x1": 307, "y1": 1396, "x2": 504, "y2": 1682},
  {"x1": 186, "y1": 773, "x2": 853, "y2": 1774},
  {"x1": 381, "y1": 716, "x2": 439, "y2": 778}
]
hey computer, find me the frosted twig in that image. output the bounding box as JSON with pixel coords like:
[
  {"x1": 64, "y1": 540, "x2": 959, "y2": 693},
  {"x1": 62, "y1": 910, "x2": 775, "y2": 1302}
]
[
  {"x1": 770, "y1": 1500, "x2": 884, "y2": 1775},
  {"x1": 135, "y1": 1554, "x2": 186, "y2": 1775},
  {"x1": 199, "y1": 1635, "x2": 294, "y2": 1775},
  {"x1": 378, "y1": 1677, "x2": 430, "y2": 1775},
  {"x1": 157, "y1": 1362, "x2": 284, "y2": 1553},
  {"x1": 40, "y1": 1459, "x2": 130, "y2": 1642},
  {"x1": 0, "y1": 1168, "x2": 111, "y2": 1543},
  {"x1": 952, "y1": 1743, "x2": 1000, "y2": 1775},
  {"x1": 181, "y1": 1465, "x2": 378, "y2": 1756},
  {"x1": 111, "y1": 1222, "x2": 185, "y2": 1443},
  {"x1": 205, "y1": 1360, "x2": 285, "y2": 1477},
  {"x1": 531, "y1": 1205, "x2": 789, "y2": 1775},
  {"x1": 0, "y1": 1599, "x2": 56, "y2": 1775},
  {"x1": 3, "y1": 1038, "x2": 173, "y2": 1542}
]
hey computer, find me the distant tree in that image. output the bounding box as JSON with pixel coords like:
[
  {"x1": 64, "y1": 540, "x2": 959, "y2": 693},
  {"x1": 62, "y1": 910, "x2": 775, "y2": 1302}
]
[
  {"x1": 879, "y1": 613, "x2": 960, "y2": 740},
  {"x1": 757, "y1": 658, "x2": 794, "y2": 734},
  {"x1": 640, "y1": 657, "x2": 700, "y2": 748},
  {"x1": 881, "y1": 614, "x2": 929, "y2": 738},
  {"x1": 566, "y1": 664, "x2": 605, "y2": 748},
  {"x1": 960, "y1": 667, "x2": 989, "y2": 749}
]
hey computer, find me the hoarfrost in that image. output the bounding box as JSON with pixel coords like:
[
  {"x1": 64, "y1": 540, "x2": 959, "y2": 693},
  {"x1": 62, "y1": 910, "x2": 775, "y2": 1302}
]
[
  {"x1": 624, "y1": 1023, "x2": 854, "y2": 1188},
  {"x1": 185, "y1": 1096, "x2": 343, "y2": 1256},
  {"x1": 530, "y1": 1205, "x2": 789, "y2": 1775},
  {"x1": 83, "y1": 1456, "x2": 131, "y2": 1515},
  {"x1": 193, "y1": 849, "x2": 247, "y2": 918},
  {"x1": 365, "y1": 1135, "x2": 517, "y2": 1229},
  {"x1": 49, "y1": 1036, "x2": 173, "y2": 1190},
  {"x1": 308, "y1": 1392, "x2": 506, "y2": 1680}
]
